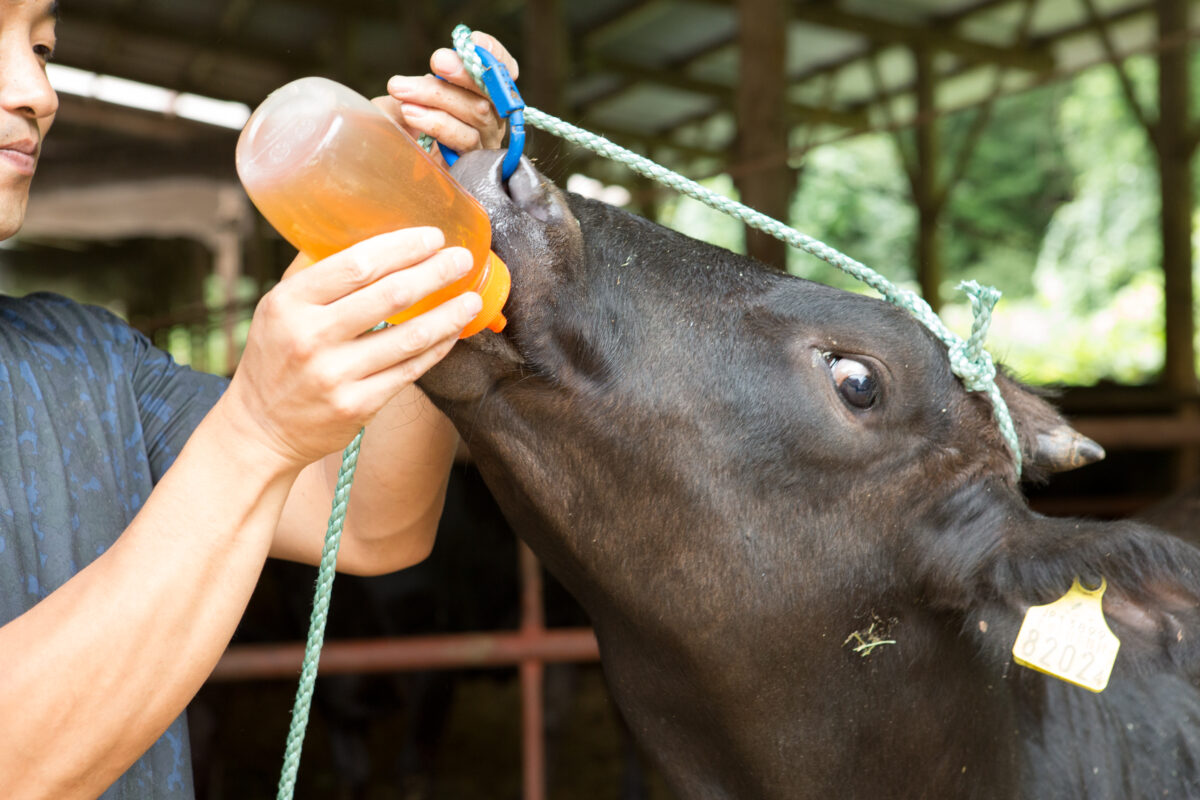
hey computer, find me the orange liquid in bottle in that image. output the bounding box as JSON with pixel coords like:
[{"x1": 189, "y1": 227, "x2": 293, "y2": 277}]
[{"x1": 236, "y1": 77, "x2": 508, "y2": 337}]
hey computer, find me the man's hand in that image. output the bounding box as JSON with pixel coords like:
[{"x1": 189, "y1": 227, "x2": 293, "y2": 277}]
[
  {"x1": 218, "y1": 227, "x2": 480, "y2": 472},
  {"x1": 377, "y1": 31, "x2": 520, "y2": 165}
]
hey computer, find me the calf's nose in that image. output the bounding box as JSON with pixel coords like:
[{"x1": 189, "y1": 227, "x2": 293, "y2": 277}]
[{"x1": 449, "y1": 150, "x2": 568, "y2": 225}]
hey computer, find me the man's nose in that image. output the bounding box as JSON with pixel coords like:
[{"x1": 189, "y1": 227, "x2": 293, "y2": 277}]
[{"x1": 1, "y1": 51, "x2": 59, "y2": 122}]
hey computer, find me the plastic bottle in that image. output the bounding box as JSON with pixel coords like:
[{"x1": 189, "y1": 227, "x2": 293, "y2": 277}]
[{"x1": 235, "y1": 76, "x2": 509, "y2": 337}]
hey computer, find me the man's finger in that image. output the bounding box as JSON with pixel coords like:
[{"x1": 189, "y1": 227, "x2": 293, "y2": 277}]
[
  {"x1": 354, "y1": 292, "x2": 482, "y2": 380},
  {"x1": 326, "y1": 247, "x2": 475, "y2": 338},
  {"x1": 289, "y1": 227, "x2": 445, "y2": 305},
  {"x1": 388, "y1": 74, "x2": 499, "y2": 132},
  {"x1": 400, "y1": 105, "x2": 505, "y2": 152},
  {"x1": 421, "y1": 31, "x2": 520, "y2": 97},
  {"x1": 469, "y1": 31, "x2": 519, "y2": 80}
]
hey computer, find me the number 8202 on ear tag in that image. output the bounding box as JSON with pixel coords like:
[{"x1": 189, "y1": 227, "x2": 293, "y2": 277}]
[{"x1": 1012, "y1": 577, "x2": 1120, "y2": 693}]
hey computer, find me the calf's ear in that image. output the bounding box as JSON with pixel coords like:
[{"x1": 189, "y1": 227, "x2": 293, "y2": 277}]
[
  {"x1": 910, "y1": 481, "x2": 1200, "y2": 682},
  {"x1": 995, "y1": 372, "x2": 1104, "y2": 479},
  {"x1": 985, "y1": 510, "x2": 1200, "y2": 682}
]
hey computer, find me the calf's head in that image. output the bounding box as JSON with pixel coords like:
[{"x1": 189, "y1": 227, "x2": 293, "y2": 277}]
[{"x1": 424, "y1": 151, "x2": 1088, "y2": 582}]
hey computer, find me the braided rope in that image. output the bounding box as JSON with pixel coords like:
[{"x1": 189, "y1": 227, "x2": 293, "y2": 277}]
[
  {"x1": 448, "y1": 24, "x2": 1023, "y2": 477},
  {"x1": 276, "y1": 307, "x2": 390, "y2": 800},
  {"x1": 276, "y1": 426, "x2": 364, "y2": 799}
]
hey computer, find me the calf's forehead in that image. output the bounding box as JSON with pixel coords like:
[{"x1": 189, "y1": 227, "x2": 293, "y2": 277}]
[
  {"x1": 564, "y1": 194, "x2": 968, "y2": 416},
  {"x1": 572, "y1": 197, "x2": 947, "y2": 360}
]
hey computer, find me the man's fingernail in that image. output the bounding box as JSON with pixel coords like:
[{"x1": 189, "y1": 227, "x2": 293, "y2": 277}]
[
  {"x1": 422, "y1": 228, "x2": 444, "y2": 250},
  {"x1": 452, "y1": 248, "x2": 474, "y2": 275},
  {"x1": 461, "y1": 292, "x2": 483, "y2": 316},
  {"x1": 388, "y1": 76, "x2": 408, "y2": 94},
  {"x1": 432, "y1": 49, "x2": 459, "y2": 73}
]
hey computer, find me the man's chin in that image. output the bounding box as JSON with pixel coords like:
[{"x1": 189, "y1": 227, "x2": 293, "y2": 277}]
[{"x1": 0, "y1": 193, "x2": 29, "y2": 241}]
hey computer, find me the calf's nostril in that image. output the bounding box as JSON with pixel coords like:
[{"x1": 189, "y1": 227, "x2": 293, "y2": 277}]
[{"x1": 505, "y1": 158, "x2": 563, "y2": 223}]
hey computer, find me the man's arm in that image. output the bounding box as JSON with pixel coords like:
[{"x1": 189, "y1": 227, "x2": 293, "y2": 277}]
[
  {"x1": 0, "y1": 230, "x2": 478, "y2": 799},
  {"x1": 271, "y1": 383, "x2": 459, "y2": 575}
]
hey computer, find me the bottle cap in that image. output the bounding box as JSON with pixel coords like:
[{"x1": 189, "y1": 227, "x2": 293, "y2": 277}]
[{"x1": 459, "y1": 251, "x2": 510, "y2": 338}]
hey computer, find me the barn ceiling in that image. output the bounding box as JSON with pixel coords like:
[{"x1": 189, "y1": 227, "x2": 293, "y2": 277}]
[{"x1": 35, "y1": 0, "x2": 1198, "y2": 191}]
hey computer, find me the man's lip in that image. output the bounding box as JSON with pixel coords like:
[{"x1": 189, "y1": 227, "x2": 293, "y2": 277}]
[
  {"x1": 2, "y1": 139, "x2": 38, "y2": 156},
  {"x1": 0, "y1": 140, "x2": 39, "y2": 176}
]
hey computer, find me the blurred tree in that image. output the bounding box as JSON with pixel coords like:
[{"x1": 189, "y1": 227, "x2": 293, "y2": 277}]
[{"x1": 944, "y1": 86, "x2": 1074, "y2": 299}]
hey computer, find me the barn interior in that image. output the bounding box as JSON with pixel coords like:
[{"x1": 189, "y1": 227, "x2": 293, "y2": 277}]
[{"x1": 8, "y1": 0, "x2": 1199, "y2": 797}]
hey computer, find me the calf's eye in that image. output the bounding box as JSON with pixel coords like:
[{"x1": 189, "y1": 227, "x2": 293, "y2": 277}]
[{"x1": 828, "y1": 356, "x2": 878, "y2": 409}]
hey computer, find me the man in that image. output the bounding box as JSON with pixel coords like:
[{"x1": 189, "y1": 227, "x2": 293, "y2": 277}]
[{"x1": 0, "y1": 3, "x2": 518, "y2": 797}]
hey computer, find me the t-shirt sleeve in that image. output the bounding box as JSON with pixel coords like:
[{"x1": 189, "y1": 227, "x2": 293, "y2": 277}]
[
  {"x1": 128, "y1": 332, "x2": 229, "y2": 482},
  {"x1": 55, "y1": 296, "x2": 230, "y2": 483}
]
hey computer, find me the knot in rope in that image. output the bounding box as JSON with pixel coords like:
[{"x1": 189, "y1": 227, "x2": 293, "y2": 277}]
[
  {"x1": 948, "y1": 340, "x2": 998, "y2": 393},
  {"x1": 949, "y1": 281, "x2": 1001, "y2": 393}
]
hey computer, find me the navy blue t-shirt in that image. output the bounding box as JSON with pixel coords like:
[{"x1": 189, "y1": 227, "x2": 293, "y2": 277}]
[{"x1": 0, "y1": 293, "x2": 227, "y2": 798}]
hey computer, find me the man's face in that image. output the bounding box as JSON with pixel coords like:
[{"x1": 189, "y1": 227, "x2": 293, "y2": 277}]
[{"x1": 0, "y1": 0, "x2": 58, "y2": 240}]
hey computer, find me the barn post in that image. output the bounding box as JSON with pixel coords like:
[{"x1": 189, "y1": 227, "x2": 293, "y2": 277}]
[
  {"x1": 1154, "y1": 0, "x2": 1199, "y2": 480},
  {"x1": 524, "y1": 0, "x2": 570, "y2": 183},
  {"x1": 517, "y1": 541, "x2": 547, "y2": 800},
  {"x1": 735, "y1": 0, "x2": 793, "y2": 271},
  {"x1": 519, "y1": 7, "x2": 566, "y2": 799},
  {"x1": 1084, "y1": 0, "x2": 1198, "y2": 481},
  {"x1": 911, "y1": 46, "x2": 943, "y2": 312}
]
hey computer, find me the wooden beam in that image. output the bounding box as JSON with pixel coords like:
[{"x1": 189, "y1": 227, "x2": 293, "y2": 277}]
[
  {"x1": 591, "y1": 57, "x2": 869, "y2": 130},
  {"x1": 524, "y1": 0, "x2": 571, "y2": 180},
  {"x1": 54, "y1": 12, "x2": 291, "y2": 104},
  {"x1": 911, "y1": 47, "x2": 943, "y2": 310},
  {"x1": 1079, "y1": 0, "x2": 1157, "y2": 137},
  {"x1": 49, "y1": 93, "x2": 236, "y2": 144},
  {"x1": 1155, "y1": 0, "x2": 1197, "y2": 396},
  {"x1": 938, "y1": 0, "x2": 1038, "y2": 208},
  {"x1": 582, "y1": 0, "x2": 677, "y2": 51},
  {"x1": 808, "y1": 24, "x2": 1200, "y2": 155},
  {"x1": 801, "y1": 2, "x2": 1155, "y2": 114},
  {"x1": 789, "y1": 1, "x2": 1055, "y2": 73},
  {"x1": 735, "y1": 0, "x2": 792, "y2": 270}
]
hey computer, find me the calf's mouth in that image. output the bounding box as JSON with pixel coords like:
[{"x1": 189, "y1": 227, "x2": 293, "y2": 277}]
[{"x1": 448, "y1": 149, "x2": 578, "y2": 352}]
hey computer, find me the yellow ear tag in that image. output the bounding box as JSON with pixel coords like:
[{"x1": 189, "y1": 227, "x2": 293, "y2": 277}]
[{"x1": 1012, "y1": 577, "x2": 1120, "y2": 693}]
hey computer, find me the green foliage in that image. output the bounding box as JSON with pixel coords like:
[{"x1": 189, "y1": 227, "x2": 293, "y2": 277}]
[
  {"x1": 788, "y1": 135, "x2": 917, "y2": 295},
  {"x1": 942, "y1": 86, "x2": 1075, "y2": 298},
  {"x1": 1006, "y1": 57, "x2": 1168, "y2": 384}
]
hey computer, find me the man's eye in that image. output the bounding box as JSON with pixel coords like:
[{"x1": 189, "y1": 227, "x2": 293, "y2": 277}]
[
  {"x1": 826, "y1": 355, "x2": 879, "y2": 410},
  {"x1": 34, "y1": 44, "x2": 55, "y2": 61}
]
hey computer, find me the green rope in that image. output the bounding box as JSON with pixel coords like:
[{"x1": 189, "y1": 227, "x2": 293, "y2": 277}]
[
  {"x1": 276, "y1": 314, "x2": 386, "y2": 799},
  {"x1": 446, "y1": 24, "x2": 1023, "y2": 477},
  {"x1": 276, "y1": 427, "x2": 363, "y2": 799}
]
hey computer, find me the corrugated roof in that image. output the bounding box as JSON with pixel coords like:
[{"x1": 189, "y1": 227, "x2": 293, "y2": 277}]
[{"x1": 36, "y1": 0, "x2": 1197, "y2": 186}]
